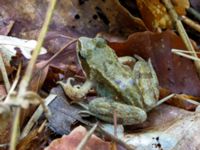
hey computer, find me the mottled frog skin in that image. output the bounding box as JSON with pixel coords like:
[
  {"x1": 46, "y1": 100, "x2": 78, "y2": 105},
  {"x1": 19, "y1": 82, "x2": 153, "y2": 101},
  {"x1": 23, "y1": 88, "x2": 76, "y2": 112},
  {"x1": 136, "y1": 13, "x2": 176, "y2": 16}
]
[{"x1": 58, "y1": 37, "x2": 159, "y2": 125}]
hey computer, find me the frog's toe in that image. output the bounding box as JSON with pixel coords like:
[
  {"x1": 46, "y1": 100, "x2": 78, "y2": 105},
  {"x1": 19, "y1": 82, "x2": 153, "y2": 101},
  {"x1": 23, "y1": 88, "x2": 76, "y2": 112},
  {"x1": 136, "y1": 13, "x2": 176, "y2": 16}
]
[
  {"x1": 67, "y1": 77, "x2": 75, "y2": 84},
  {"x1": 57, "y1": 80, "x2": 84, "y2": 101}
]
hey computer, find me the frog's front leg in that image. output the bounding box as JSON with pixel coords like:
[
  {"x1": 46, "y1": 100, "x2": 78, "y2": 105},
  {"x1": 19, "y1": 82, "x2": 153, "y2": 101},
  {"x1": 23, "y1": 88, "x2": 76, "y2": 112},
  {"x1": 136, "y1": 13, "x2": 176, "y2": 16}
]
[
  {"x1": 87, "y1": 98, "x2": 147, "y2": 125},
  {"x1": 57, "y1": 78, "x2": 94, "y2": 102}
]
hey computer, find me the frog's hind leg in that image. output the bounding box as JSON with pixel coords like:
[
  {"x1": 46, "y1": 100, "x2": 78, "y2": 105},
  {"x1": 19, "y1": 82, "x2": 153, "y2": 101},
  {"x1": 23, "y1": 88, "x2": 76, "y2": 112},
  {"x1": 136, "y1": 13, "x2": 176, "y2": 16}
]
[
  {"x1": 57, "y1": 78, "x2": 93, "y2": 102},
  {"x1": 87, "y1": 98, "x2": 147, "y2": 125}
]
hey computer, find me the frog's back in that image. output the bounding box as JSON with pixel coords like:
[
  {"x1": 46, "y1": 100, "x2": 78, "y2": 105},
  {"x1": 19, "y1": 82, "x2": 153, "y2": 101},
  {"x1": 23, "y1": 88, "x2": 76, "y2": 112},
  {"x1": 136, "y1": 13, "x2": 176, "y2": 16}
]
[{"x1": 87, "y1": 40, "x2": 144, "y2": 109}]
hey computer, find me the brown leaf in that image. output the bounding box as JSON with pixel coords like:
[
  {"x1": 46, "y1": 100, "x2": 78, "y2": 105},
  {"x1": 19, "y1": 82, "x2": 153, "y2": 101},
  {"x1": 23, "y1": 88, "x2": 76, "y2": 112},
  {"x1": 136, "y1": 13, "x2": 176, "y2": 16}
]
[
  {"x1": 45, "y1": 125, "x2": 111, "y2": 150},
  {"x1": 136, "y1": 0, "x2": 189, "y2": 30},
  {"x1": 108, "y1": 30, "x2": 200, "y2": 97},
  {"x1": 0, "y1": 19, "x2": 14, "y2": 35},
  {"x1": 0, "y1": 84, "x2": 7, "y2": 97},
  {"x1": 17, "y1": 127, "x2": 52, "y2": 150},
  {"x1": 124, "y1": 105, "x2": 200, "y2": 150},
  {"x1": 0, "y1": 0, "x2": 146, "y2": 39},
  {"x1": 29, "y1": 60, "x2": 49, "y2": 92},
  {"x1": 159, "y1": 88, "x2": 199, "y2": 110},
  {"x1": 0, "y1": 112, "x2": 12, "y2": 150}
]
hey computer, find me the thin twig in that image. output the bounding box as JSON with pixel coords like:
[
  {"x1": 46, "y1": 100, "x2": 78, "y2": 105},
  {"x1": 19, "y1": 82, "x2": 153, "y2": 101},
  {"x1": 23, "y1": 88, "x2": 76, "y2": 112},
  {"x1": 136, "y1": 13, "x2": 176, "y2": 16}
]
[
  {"x1": 181, "y1": 16, "x2": 200, "y2": 33},
  {"x1": 154, "y1": 93, "x2": 175, "y2": 107},
  {"x1": 97, "y1": 125, "x2": 135, "y2": 150},
  {"x1": 77, "y1": 123, "x2": 99, "y2": 150},
  {"x1": 172, "y1": 49, "x2": 200, "y2": 62},
  {"x1": 37, "y1": 120, "x2": 47, "y2": 133},
  {"x1": 187, "y1": 7, "x2": 200, "y2": 22},
  {"x1": 0, "y1": 53, "x2": 10, "y2": 92},
  {"x1": 161, "y1": 0, "x2": 200, "y2": 77},
  {"x1": 9, "y1": 108, "x2": 20, "y2": 150},
  {"x1": 4, "y1": 64, "x2": 21, "y2": 103},
  {"x1": 171, "y1": 49, "x2": 200, "y2": 54},
  {"x1": 31, "y1": 39, "x2": 77, "y2": 80},
  {"x1": 9, "y1": 0, "x2": 57, "y2": 149},
  {"x1": 183, "y1": 98, "x2": 200, "y2": 106}
]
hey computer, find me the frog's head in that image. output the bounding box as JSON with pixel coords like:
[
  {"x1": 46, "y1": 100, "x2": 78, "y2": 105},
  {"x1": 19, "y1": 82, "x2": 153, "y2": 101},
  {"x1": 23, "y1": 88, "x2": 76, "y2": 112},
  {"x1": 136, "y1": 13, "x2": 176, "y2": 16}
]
[{"x1": 77, "y1": 37, "x2": 107, "y2": 75}]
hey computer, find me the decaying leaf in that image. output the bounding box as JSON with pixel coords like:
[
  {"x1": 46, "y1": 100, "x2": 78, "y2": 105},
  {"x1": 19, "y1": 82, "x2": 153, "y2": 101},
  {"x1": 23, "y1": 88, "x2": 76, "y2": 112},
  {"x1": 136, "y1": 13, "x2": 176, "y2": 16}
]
[
  {"x1": 47, "y1": 86, "x2": 85, "y2": 135},
  {"x1": 0, "y1": 19, "x2": 14, "y2": 35},
  {"x1": 45, "y1": 125, "x2": 111, "y2": 150},
  {"x1": 123, "y1": 105, "x2": 200, "y2": 150},
  {"x1": 0, "y1": 0, "x2": 146, "y2": 39},
  {"x1": 136, "y1": 0, "x2": 189, "y2": 30},
  {"x1": 0, "y1": 35, "x2": 47, "y2": 59},
  {"x1": 17, "y1": 127, "x2": 52, "y2": 150},
  {"x1": 29, "y1": 60, "x2": 49, "y2": 92},
  {"x1": 0, "y1": 112, "x2": 12, "y2": 150}
]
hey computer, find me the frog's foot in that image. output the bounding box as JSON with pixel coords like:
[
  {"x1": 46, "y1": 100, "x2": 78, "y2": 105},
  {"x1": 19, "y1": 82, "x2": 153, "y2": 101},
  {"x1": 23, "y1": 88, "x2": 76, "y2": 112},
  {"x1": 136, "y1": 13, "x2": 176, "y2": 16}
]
[{"x1": 57, "y1": 78, "x2": 93, "y2": 101}]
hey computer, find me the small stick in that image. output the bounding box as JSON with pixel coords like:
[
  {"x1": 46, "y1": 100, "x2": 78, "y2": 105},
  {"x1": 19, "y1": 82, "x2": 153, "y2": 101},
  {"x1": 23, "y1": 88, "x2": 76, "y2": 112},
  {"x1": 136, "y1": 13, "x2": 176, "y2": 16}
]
[
  {"x1": 146, "y1": 94, "x2": 175, "y2": 112},
  {"x1": 37, "y1": 120, "x2": 47, "y2": 133},
  {"x1": 31, "y1": 39, "x2": 77, "y2": 80},
  {"x1": 155, "y1": 94, "x2": 175, "y2": 107},
  {"x1": 172, "y1": 49, "x2": 200, "y2": 62},
  {"x1": 77, "y1": 123, "x2": 99, "y2": 150},
  {"x1": 0, "y1": 53, "x2": 10, "y2": 92},
  {"x1": 161, "y1": 0, "x2": 200, "y2": 77},
  {"x1": 4, "y1": 64, "x2": 21, "y2": 103},
  {"x1": 187, "y1": 7, "x2": 200, "y2": 22},
  {"x1": 181, "y1": 16, "x2": 200, "y2": 33},
  {"x1": 183, "y1": 98, "x2": 200, "y2": 106},
  {"x1": 171, "y1": 49, "x2": 200, "y2": 54},
  {"x1": 97, "y1": 125, "x2": 135, "y2": 150}
]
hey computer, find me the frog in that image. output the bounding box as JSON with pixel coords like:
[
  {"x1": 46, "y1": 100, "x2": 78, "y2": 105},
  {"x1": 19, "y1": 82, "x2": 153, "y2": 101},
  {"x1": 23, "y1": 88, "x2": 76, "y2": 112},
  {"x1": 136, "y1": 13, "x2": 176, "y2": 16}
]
[{"x1": 58, "y1": 37, "x2": 159, "y2": 125}]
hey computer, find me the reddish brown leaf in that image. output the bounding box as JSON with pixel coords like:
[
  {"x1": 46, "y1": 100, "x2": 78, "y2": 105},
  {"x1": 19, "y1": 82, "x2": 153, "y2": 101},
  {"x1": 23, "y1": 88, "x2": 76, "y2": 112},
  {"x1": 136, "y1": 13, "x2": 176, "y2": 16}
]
[
  {"x1": 45, "y1": 126, "x2": 111, "y2": 150},
  {"x1": 136, "y1": 0, "x2": 189, "y2": 30},
  {"x1": 29, "y1": 60, "x2": 49, "y2": 92}
]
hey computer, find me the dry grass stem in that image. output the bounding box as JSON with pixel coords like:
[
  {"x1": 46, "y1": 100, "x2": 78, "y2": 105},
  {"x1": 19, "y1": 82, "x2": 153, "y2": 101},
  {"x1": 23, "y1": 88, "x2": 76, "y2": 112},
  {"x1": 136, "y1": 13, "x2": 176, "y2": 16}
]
[
  {"x1": 77, "y1": 123, "x2": 98, "y2": 150},
  {"x1": 0, "y1": 53, "x2": 10, "y2": 92},
  {"x1": 31, "y1": 39, "x2": 77, "y2": 80},
  {"x1": 172, "y1": 49, "x2": 200, "y2": 62},
  {"x1": 9, "y1": 0, "x2": 57, "y2": 149},
  {"x1": 4, "y1": 64, "x2": 21, "y2": 103},
  {"x1": 161, "y1": 0, "x2": 200, "y2": 77},
  {"x1": 181, "y1": 16, "x2": 200, "y2": 33}
]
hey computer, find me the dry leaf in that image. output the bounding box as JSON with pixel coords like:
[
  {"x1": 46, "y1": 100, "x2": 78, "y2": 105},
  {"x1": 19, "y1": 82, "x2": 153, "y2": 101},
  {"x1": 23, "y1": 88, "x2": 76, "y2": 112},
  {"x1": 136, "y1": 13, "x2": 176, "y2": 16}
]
[
  {"x1": 29, "y1": 60, "x2": 49, "y2": 92},
  {"x1": 124, "y1": 105, "x2": 200, "y2": 150},
  {"x1": 0, "y1": 35, "x2": 47, "y2": 59},
  {"x1": 136, "y1": 0, "x2": 189, "y2": 30},
  {"x1": 45, "y1": 125, "x2": 111, "y2": 150}
]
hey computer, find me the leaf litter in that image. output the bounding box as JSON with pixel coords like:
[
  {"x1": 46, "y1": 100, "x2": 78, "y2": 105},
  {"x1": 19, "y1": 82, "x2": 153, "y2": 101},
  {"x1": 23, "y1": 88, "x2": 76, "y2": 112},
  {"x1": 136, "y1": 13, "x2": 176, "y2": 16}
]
[{"x1": 0, "y1": 0, "x2": 200, "y2": 150}]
